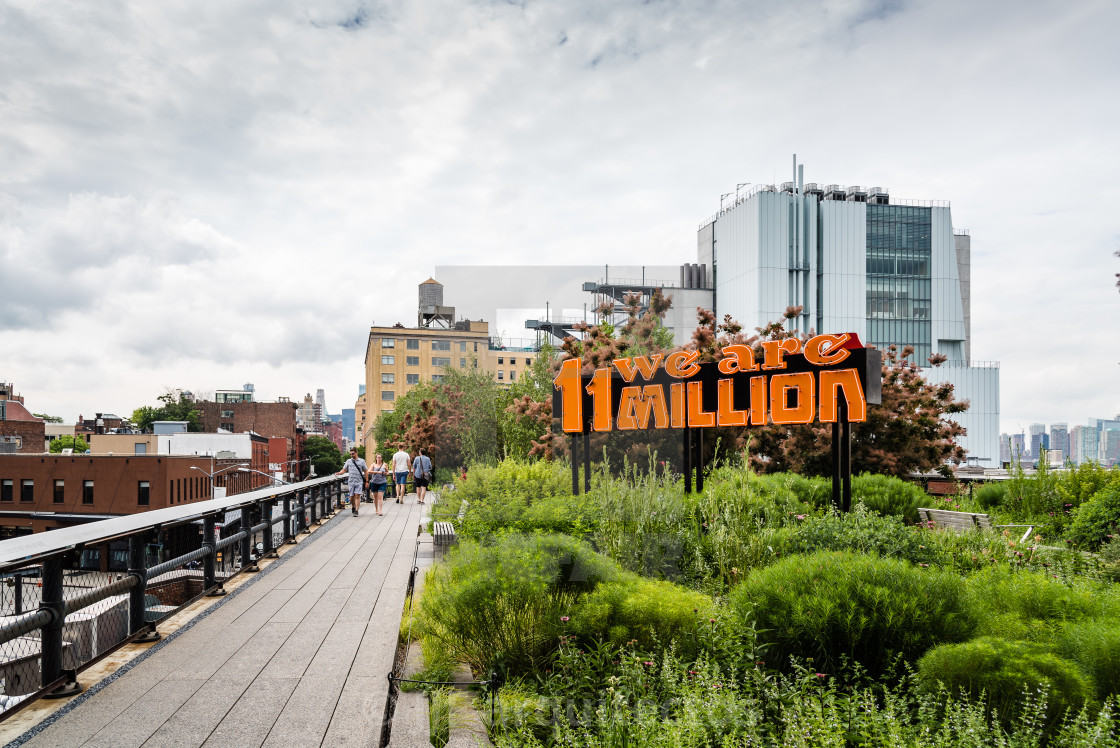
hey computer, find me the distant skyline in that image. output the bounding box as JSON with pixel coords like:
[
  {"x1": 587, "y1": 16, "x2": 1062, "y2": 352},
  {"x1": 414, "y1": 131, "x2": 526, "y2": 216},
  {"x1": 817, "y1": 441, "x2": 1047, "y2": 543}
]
[{"x1": 1, "y1": 0, "x2": 1117, "y2": 437}]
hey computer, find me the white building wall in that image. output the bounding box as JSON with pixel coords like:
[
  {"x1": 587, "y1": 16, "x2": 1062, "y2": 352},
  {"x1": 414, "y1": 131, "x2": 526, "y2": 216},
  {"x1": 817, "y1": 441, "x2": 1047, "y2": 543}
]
[
  {"x1": 662, "y1": 288, "x2": 715, "y2": 346},
  {"x1": 818, "y1": 200, "x2": 867, "y2": 339},
  {"x1": 930, "y1": 207, "x2": 967, "y2": 359},
  {"x1": 920, "y1": 363, "x2": 1000, "y2": 465},
  {"x1": 158, "y1": 433, "x2": 253, "y2": 459},
  {"x1": 712, "y1": 197, "x2": 762, "y2": 329}
]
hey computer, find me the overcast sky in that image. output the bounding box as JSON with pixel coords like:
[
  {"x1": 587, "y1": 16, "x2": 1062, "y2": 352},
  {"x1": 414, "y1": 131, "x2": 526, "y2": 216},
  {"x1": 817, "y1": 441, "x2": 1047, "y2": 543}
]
[{"x1": 1, "y1": 0, "x2": 1117, "y2": 436}]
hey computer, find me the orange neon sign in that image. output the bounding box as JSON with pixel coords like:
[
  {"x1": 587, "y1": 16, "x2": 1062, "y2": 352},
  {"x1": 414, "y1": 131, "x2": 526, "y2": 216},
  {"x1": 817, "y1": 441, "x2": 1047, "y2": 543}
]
[{"x1": 553, "y1": 333, "x2": 880, "y2": 433}]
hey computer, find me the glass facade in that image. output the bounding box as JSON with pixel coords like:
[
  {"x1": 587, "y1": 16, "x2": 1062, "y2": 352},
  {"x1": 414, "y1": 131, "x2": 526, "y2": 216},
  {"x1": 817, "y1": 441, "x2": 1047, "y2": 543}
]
[{"x1": 865, "y1": 205, "x2": 932, "y2": 363}]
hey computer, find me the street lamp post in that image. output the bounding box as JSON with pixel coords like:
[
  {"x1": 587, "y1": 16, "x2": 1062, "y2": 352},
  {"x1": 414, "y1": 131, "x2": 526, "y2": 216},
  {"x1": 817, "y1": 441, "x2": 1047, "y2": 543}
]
[
  {"x1": 190, "y1": 464, "x2": 243, "y2": 499},
  {"x1": 238, "y1": 468, "x2": 292, "y2": 487}
]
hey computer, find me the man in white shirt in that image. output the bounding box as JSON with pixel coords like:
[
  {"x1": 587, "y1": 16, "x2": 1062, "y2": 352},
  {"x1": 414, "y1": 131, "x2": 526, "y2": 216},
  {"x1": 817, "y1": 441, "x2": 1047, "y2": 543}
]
[{"x1": 391, "y1": 446, "x2": 411, "y2": 503}]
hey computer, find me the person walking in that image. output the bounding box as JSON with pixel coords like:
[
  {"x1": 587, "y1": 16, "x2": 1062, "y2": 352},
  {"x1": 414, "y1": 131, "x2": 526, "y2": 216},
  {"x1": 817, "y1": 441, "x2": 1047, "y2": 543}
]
[
  {"x1": 391, "y1": 445, "x2": 411, "y2": 503},
  {"x1": 412, "y1": 448, "x2": 433, "y2": 504},
  {"x1": 366, "y1": 453, "x2": 389, "y2": 516},
  {"x1": 337, "y1": 448, "x2": 367, "y2": 516}
]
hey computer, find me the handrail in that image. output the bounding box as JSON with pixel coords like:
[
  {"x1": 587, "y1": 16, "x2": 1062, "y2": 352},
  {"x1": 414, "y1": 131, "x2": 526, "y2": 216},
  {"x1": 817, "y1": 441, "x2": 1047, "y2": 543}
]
[
  {"x1": 0, "y1": 474, "x2": 346, "y2": 711},
  {"x1": 0, "y1": 474, "x2": 342, "y2": 572}
]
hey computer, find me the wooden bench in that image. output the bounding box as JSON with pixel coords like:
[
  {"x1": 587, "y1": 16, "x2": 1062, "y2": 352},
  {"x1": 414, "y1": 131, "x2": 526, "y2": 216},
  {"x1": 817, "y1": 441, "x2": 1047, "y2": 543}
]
[
  {"x1": 918, "y1": 508, "x2": 992, "y2": 531},
  {"x1": 918, "y1": 508, "x2": 1034, "y2": 544},
  {"x1": 432, "y1": 500, "x2": 469, "y2": 550},
  {"x1": 433, "y1": 521, "x2": 457, "y2": 549}
]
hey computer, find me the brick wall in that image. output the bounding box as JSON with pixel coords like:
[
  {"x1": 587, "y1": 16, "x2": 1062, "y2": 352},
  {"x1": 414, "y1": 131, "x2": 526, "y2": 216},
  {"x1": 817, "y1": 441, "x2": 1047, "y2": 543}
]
[
  {"x1": 0, "y1": 421, "x2": 46, "y2": 453},
  {"x1": 198, "y1": 402, "x2": 298, "y2": 442}
]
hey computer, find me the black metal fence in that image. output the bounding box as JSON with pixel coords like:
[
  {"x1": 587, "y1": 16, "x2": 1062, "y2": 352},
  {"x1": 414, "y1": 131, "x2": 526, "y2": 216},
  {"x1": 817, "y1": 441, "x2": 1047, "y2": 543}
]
[{"x1": 0, "y1": 475, "x2": 345, "y2": 715}]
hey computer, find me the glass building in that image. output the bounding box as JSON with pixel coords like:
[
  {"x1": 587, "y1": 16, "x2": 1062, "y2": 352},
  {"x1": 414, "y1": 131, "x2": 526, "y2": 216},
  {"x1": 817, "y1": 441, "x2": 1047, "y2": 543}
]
[{"x1": 698, "y1": 159, "x2": 999, "y2": 464}]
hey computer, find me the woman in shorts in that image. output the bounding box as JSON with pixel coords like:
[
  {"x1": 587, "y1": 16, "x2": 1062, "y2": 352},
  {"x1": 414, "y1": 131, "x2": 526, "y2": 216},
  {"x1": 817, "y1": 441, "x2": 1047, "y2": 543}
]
[{"x1": 366, "y1": 453, "x2": 389, "y2": 516}]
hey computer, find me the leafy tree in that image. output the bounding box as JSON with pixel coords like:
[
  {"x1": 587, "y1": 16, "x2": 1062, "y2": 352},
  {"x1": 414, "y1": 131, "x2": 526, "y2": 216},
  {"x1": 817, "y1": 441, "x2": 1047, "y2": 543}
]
[
  {"x1": 376, "y1": 367, "x2": 507, "y2": 469},
  {"x1": 304, "y1": 435, "x2": 343, "y2": 476},
  {"x1": 49, "y1": 435, "x2": 89, "y2": 453},
  {"x1": 34, "y1": 413, "x2": 63, "y2": 423},
  {"x1": 130, "y1": 390, "x2": 202, "y2": 432}
]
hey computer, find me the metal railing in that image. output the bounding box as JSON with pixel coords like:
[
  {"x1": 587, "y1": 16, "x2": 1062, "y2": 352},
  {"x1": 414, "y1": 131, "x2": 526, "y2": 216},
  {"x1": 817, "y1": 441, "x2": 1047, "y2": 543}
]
[{"x1": 0, "y1": 474, "x2": 346, "y2": 714}]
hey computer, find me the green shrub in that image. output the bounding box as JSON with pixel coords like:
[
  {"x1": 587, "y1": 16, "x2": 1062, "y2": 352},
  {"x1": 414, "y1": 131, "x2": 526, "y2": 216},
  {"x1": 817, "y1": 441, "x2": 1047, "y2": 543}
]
[
  {"x1": 784, "y1": 505, "x2": 931, "y2": 564},
  {"x1": 1057, "y1": 462, "x2": 1120, "y2": 509},
  {"x1": 967, "y1": 566, "x2": 1103, "y2": 638},
  {"x1": 436, "y1": 460, "x2": 579, "y2": 538},
  {"x1": 730, "y1": 550, "x2": 976, "y2": 676},
  {"x1": 569, "y1": 575, "x2": 715, "y2": 658},
  {"x1": 417, "y1": 535, "x2": 621, "y2": 674},
  {"x1": 751, "y1": 471, "x2": 832, "y2": 510},
  {"x1": 976, "y1": 482, "x2": 1007, "y2": 510},
  {"x1": 1055, "y1": 620, "x2": 1120, "y2": 699},
  {"x1": 1066, "y1": 487, "x2": 1120, "y2": 550},
  {"x1": 917, "y1": 637, "x2": 1095, "y2": 730},
  {"x1": 851, "y1": 472, "x2": 927, "y2": 523}
]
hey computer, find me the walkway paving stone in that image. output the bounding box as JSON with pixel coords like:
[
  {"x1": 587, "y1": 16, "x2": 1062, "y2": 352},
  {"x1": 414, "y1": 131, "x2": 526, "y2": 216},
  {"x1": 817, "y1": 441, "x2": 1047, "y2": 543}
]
[{"x1": 14, "y1": 498, "x2": 425, "y2": 748}]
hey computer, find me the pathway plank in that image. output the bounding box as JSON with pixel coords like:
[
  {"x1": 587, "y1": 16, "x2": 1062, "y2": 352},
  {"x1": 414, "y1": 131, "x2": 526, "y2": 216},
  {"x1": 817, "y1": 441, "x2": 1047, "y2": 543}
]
[{"x1": 16, "y1": 499, "x2": 424, "y2": 748}]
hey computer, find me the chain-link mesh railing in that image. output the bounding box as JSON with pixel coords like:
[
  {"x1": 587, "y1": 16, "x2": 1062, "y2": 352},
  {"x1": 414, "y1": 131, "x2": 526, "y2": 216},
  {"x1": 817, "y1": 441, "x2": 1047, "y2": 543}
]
[{"x1": 0, "y1": 475, "x2": 345, "y2": 714}]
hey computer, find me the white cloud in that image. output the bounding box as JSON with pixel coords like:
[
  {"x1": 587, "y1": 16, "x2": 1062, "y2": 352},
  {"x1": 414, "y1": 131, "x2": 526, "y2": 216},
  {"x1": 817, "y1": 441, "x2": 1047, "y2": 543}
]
[{"x1": 0, "y1": 0, "x2": 1117, "y2": 433}]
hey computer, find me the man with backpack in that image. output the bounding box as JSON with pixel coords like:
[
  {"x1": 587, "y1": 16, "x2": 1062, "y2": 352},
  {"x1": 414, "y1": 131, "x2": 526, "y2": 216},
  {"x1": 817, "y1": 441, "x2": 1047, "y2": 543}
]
[
  {"x1": 337, "y1": 448, "x2": 367, "y2": 516},
  {"x1": 412, "y1": 448, "x2": 433, "y2": 505}
]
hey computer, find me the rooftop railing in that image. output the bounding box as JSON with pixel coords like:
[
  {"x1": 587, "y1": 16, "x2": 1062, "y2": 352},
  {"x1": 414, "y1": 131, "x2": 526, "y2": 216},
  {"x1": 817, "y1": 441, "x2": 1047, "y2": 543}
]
[{"x1": 0, "y1": 474, "x2": 346, "y2": 715}]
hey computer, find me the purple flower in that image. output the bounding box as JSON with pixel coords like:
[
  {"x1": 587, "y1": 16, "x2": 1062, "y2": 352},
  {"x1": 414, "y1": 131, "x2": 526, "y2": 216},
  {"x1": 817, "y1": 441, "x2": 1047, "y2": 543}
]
[{"x1": 560, "y1": 616, "x2": 569, "y2": 623}]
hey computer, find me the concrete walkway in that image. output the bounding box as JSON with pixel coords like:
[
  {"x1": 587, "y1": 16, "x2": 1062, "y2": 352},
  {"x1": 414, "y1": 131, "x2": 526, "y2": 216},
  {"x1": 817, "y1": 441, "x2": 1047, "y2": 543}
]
[{"x1": 14, "y1": 497, "x2": 425, "y2": 748}]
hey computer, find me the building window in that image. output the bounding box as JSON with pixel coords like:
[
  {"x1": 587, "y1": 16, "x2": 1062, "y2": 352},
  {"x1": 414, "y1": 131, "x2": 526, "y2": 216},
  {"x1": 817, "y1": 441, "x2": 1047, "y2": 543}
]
[
  {"x1": 406, "y1": 356, "x2": 420, "y2": 366},
  {"x1": 460, "y1": 341, "x2": 467, "y2": 352},
  {"x1": 526, "y1": 358, "x2": 532, "y2": 366},
  {"x1": 54, "y1": 480, "x2": 64, "y2": 504},
  {"x1": 474, "y1": 342, "x2": 478, "y2": 352},
  {"x1": 497, "y1": 371, "x2": 504, "y2": 380},
  {"x1": 134, "y1": 442, "x2": 147, "y2": 455},
  {"x1": 1, "y1": 480, "x2": 12, "y2": 502},
  {"x1": 460, "y1": 358, "x2": 466, "y2": 368},
  {"x1": 20, "y1": 480, "x2": 34, "y2": 503},
  {"x1": 432, "y1": 357, "x2": 451, "y2": 367},
  {"x1": 432, "y1": 340, "x2": 451, "y2": 351},
  {"x1": 382, "y1": 355, "x2": 395, "y2": 365},
  {"x1": 432, "y1": 375, "x2": 444, "y2": 383},
  {"x1": 498, "y1": 357, "x2": 504, "y2": 365},
  {"x1": 406, "y1": 374, "x2": 420, "y2": 385},
  {"x1": 221, "y1": 410, "x2": 234, "y2": 418},
  {"x1": 510, "y1": 371, "x2": 517, "y2": 381},
  {"x1": 382, "y1": 373, "x2": 395, "y2": 384},
  {"x1": 382, "y1": 338, "x2": 396, "y2": 348},
  {"x1": 382, "y1": 391, "x2": 395, "y2": 401},
  {"x1": 406, "y1": 339, "x2": 419, "y2": 350},
  {"x1": 82, "y1": 480, "x2": 94, "y2": 505},
  {"x1": 138, "y1": 481, "x2": 150, "y2": 506},
  {"x1": 221, "y1": 422, "x2": 234, "y2": 431}
]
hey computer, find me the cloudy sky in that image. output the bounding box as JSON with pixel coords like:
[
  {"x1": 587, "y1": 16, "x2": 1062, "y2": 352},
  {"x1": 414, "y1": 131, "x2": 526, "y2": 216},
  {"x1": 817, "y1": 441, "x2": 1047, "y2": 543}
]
[{"x1": 1, "y1": 0, "x2": 1117, "y2": 436}]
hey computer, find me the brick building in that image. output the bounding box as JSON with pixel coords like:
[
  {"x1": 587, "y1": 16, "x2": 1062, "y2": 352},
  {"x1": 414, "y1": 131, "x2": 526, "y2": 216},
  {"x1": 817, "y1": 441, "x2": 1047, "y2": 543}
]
[
  {"x1": 0, "y1": 399, "x2": 46, "y2": 454},
  {"x1": 195, "y1": 400, "x2": 304, "y2": 479},
  {"x1": 0, "y1": 454, "x2": 217, "y2": 536}
]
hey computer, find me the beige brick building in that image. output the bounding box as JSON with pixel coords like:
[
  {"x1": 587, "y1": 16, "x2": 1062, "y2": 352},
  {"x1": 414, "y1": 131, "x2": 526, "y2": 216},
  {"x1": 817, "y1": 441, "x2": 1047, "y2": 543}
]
[{"x1": 358, "y1": 319, "x2": 538, "y2": 451}]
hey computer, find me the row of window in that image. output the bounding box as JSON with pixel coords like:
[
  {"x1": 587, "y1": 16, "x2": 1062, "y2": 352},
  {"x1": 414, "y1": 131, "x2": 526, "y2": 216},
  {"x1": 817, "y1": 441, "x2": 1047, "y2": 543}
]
[
  {"x1": 2, "y1": 478, "x2": 100, "y2": 505},
  {"x1": 380, "y1": 355, "x2": 532, "y2": 368},
  {"x1": 0, "y1": 478, "x2": 206, "y2": 506},
  {"x1": 380, "y1": 338, "x2": 479, "y2": 352}
]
